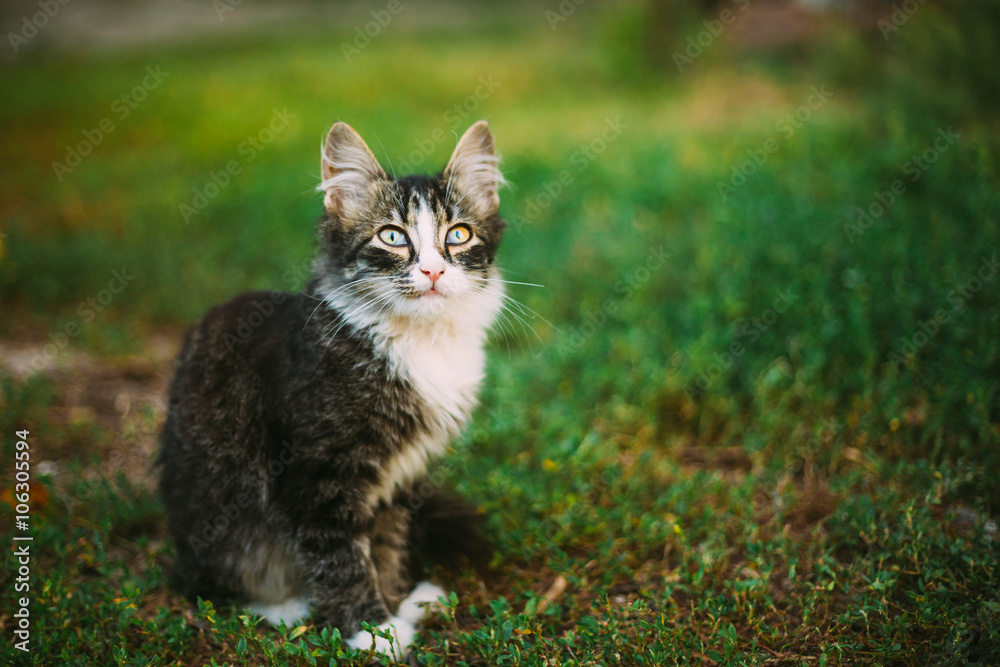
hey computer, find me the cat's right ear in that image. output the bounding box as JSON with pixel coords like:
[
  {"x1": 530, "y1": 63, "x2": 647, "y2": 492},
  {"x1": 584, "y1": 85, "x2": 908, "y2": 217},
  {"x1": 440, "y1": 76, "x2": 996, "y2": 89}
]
[{"x1": 318, "y1": 122, "x2": 387, "y2": 221}]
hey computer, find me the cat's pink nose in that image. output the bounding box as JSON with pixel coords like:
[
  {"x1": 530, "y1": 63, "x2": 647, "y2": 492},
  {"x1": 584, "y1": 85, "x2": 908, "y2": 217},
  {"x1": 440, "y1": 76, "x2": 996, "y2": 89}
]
[{"x1": 420, "y1": 266, "x2": 445, "y2": 282}]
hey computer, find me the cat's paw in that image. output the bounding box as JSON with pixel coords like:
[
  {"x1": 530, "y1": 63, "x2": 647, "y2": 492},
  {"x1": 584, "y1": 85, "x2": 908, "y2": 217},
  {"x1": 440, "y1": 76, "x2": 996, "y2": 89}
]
[
  {"x1": 396, "y1": 581, "x2": 447, "y2": 625},
  {"x1": 247, "y1": 597, "x2": 311, "y2": 627},
  {"x1": 346, "y1": 617, "x2": 415, "y2": 658}
]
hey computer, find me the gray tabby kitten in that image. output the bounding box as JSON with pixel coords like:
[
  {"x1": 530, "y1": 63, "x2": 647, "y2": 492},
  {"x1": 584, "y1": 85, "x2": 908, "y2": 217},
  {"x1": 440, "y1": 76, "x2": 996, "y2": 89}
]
[{"x1": 158, "y1": 120, "x2": 505, "y2": 656}]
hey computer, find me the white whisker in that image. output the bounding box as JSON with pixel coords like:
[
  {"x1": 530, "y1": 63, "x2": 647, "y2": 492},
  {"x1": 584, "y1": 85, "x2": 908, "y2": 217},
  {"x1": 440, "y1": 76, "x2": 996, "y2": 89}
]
[
  {"x1": 476, "y1": 278, "x2": 545, "y2": 288},
  {"x1": 304, "y1": 277, "x2": 384, "y2": 330},
  {"x1": 321, "y1": 291, "x2": 396, "y2": 348},
  {"x1": 317, "y1": 280, "x2": 394, "y2": 343},
  {"x1": 499, "y1": 301, "x2": 546, "y2": 350},
  {"x1": 486, "y1": 305, "x2": 518, "y2": 357},
  {"x1": 351, "y1": 288, "x2": 399, "y2": 355},
  {"x1": 495, "y1": 310, "x2": 529, "y2": 355},
  {"x1": 495, "y1": 291, "x2": 562, "y2": 334}
]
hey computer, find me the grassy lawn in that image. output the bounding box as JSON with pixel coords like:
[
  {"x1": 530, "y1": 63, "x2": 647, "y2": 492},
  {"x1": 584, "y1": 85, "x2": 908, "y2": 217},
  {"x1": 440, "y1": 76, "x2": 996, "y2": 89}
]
[{"x1": 2, "y1": 3, "x2": 999, "y2": 665}]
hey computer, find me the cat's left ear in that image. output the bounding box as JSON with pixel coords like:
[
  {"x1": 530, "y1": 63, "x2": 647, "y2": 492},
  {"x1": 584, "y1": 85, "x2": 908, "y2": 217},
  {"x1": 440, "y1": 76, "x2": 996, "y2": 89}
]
[
  {"x1": 444, "y1": 121, "x2": 504, "y2": 217},
  {"x1": 319, "y1": 122, "x2": 388, "y2": 221}
]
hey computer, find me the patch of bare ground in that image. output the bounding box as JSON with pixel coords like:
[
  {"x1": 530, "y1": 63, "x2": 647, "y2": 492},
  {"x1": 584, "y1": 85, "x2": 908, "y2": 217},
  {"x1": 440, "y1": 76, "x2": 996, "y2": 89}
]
[{"x1": 0, "y1": 332, "x2": 179, "y2": 492}]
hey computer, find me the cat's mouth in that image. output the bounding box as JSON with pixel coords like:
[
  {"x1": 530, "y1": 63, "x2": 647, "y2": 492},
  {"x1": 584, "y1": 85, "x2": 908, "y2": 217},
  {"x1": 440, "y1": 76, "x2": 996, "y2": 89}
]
[
  {"x1": 413, "y1": 283, "x2": 445, "y2": 298},
  {"x1": 395, "y1": 286, "x2": 446, "y2": 300}
]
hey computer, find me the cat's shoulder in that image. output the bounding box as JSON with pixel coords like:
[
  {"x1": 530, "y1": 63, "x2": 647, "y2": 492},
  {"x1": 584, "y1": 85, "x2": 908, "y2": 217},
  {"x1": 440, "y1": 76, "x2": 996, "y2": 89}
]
[
  {"x1": 179, "y1": 289, "x2": 309, "y2": 358},
  {"x1": 202, "y1": 289, "x2": 302, "y2": 324}
]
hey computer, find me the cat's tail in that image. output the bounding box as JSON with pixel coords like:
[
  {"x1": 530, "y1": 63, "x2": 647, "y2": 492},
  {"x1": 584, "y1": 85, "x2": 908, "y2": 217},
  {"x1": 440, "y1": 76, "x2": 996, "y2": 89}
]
[{"x1": 409, "y1": 490, "x2": 494, "y2": 573}]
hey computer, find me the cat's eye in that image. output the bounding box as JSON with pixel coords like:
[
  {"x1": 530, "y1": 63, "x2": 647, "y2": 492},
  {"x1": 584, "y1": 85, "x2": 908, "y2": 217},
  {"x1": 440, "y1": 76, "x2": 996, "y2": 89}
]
[
  {"x1": 377, "y1": 227, "x2": 408, "y2": 247},
  {"x1": 446, "y1": 225, "x2": 472, "y2": 245}
]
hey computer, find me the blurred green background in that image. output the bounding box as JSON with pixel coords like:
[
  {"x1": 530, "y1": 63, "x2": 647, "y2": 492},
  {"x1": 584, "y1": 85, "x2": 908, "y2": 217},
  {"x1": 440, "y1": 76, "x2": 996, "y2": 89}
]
[{"x1": 1, "y1": 1, "x2": 999, "y2": 665}]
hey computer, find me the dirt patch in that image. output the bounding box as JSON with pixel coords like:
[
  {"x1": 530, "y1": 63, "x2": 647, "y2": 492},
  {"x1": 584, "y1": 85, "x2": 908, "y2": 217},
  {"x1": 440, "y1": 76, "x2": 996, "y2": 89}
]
[{"x1": 1, "y1": 333, "x2": 179, "y2": 491}]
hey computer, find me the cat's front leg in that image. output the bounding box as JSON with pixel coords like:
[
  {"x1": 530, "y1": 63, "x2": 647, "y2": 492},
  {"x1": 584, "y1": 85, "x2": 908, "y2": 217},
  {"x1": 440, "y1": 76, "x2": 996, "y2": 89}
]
[
  {"x1": 305, "y1": 536, "x2": 391, "y2": 632},
  {"x1": 304, "y1": 536, "x2": 414, "y2": 657},
  {"x1": 371, "y1": 503, "x2": 412, "y2": 612}
]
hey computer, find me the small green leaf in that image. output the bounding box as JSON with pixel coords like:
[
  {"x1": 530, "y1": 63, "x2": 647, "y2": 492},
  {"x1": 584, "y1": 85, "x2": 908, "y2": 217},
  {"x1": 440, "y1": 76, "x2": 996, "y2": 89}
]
[
  {"x1": 501, "y1": 619, "x2": 513, "y2": 643},
  {"x1": 524, "y1": 597, "x2": 539, "y2": 617}
]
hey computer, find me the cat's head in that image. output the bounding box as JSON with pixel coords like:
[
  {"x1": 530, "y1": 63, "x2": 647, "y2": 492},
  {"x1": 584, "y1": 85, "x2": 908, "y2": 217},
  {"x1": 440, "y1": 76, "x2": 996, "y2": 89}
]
[{"x1": 314, "y1": 121, "x2": 506, "y2": 325}]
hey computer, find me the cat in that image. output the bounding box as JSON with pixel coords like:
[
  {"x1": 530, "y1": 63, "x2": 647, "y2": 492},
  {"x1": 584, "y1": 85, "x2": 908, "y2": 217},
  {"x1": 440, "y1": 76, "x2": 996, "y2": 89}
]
[{"x1": 158, "y1": 120, "x2": 506, "y2": 657}]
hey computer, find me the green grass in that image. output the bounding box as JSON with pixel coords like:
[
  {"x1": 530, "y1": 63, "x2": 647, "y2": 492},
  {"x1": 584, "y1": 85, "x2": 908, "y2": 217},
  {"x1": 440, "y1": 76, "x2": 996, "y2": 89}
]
[{"x1": 2, "y1": 3, "x2": 1000, "y2": 665}]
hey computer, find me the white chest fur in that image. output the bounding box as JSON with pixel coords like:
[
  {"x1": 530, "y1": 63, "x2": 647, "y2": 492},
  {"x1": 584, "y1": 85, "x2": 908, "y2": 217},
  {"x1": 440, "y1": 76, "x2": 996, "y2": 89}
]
[
  {"x1": 393, "y1": 324, "x2": 486, "y2": 432},
  {"x1": 367, "y1": 328, "x2": 485, "y2": 505},
  {"x1": 361, "y1": 284, "x2": 503, "y2": 506}
]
